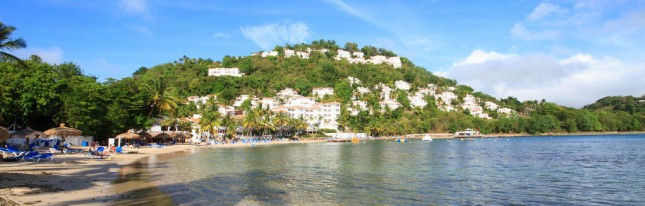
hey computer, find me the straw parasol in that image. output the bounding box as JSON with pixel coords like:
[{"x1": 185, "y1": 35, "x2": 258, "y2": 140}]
[
  {"x1": 10, "y1": 127, "x2": 47, "y2": 139},
  {"x1": 115, "y1": 132, "x2": 140, "y2": 147},
  {"x1": 140, "y1": 132, "x2": 171, "y2": 143},
  {"x1": 0, "y1": 126, "x2": 9, "y2": 142},
  {"x1": 44, "y1": 123, "x2": 82, "y2": 137}
]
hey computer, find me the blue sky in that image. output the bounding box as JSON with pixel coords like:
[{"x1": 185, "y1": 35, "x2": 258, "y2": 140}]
[{"x1": 2, "y1": 0, "x2": 644, "y2": 107}]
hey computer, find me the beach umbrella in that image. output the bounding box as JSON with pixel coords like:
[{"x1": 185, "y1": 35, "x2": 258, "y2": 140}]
[
  {"x1": 44, "y1": 123, "x2": 82, "y2": 137},
  {"x1": 44, "y1": 123, "x2": 82, "y2": 145},
  {"x1": 143, "y1": 131, "x2": 172, "y2": 143},
  {"x1": 169, "y1": 132, "x2": 189, "y2": 143},
  {"x1": 0, "y1": 126, "x2": 9, "y2": 142},
  {"x1": 10, "y1": 127, "x2": 47, "y2": 139},
  {"x1": 116, "y1": 132, "x2": 140, "y2": 147}
]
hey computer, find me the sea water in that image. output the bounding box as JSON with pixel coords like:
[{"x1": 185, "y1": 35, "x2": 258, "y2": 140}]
[{"x1": 117, "y1": 135, "x2": 645, "y2": 205}]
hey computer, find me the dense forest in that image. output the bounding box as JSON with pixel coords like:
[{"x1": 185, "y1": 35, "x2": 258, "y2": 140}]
[{"x1": 1, "y1": 36, "x2": 644, "y2": 140}]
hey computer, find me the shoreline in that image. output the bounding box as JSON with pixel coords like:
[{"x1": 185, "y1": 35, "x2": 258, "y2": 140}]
[
  {"x1": 0, "y1": 139, "x2": 324, "y2": 205},
  {"x1": 1, "y1": 132, "x2": 643, "y2": 205}
]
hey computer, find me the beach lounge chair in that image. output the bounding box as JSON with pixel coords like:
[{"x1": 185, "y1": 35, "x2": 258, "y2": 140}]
[
  {"x1": 50, "y1": 145, "x2": 66, "y2": 153},
  {"x1": 18, "y1": 151, "x2": 39, "y2": 162},
  {"x1": 20, "y1": 152, "x2": 55, "y2": 162},
  {"x1": 5, "y1": 145, "x2": 27, "y2": 160},
  {"x1": 94, "y1": 147, "x2": 111, "y2": 159},
  {"x1": 33, "y1": 153, "x2": 55, "y2": 162},
  {"x1": 115, "y1": 147, "x2": 124, "y2": 154}
]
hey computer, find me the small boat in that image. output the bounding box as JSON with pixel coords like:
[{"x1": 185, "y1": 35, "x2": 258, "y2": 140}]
[
  {"x1": 454, "y1": 128, "x2": 481, "y2": 137},
  {"x1": 461, "y1": 138, "x2": 475, "y2": 141},
  {"x1": 421, "y1": 135, "x2": 433, "y2": 142}
]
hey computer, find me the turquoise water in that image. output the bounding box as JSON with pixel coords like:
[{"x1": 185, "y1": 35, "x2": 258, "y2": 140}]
[{"x1": 129, "y1": 135, "x2": 645, "y2": 205}]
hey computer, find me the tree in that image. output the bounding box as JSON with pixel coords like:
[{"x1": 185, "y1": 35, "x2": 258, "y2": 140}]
[
  {"x1": 344, "y1": 42, "x2": 358, "y2": 52},
  {"x1": 0, "y1": 22, "x2": 27, "y2": 68},
  {"x1": 143, "y1": 77, "x2": 179, "y2": 117},
  {"x1": 334, "y1": 81, "x2": 353, "y2": 103}
]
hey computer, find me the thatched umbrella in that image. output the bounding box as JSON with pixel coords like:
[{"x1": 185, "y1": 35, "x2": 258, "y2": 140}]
[
  {"x1": 44, "y1": 123, "x2": 82, "y2": 137},
  {"x1": 44, "y1": 123, "x2": 82, "y2": 145},
  {"x1": 169, "y1": 132, "x2": 190, "y2": 143},
  {"x1": 11, "y1": 127, "x2": 47, "y2": 139},
  {"x1": 10, "y1": 127, "x2": 47, "y2": 145},
  {"x1": 141, "y1": 132, "x2": 171, "y2": 143},
  {"x1": 0, "y1": 126, "x2": 9, "y2": 142},
  {"x1": 115, "y1": 132, "x2": 140, "y2": 147}
]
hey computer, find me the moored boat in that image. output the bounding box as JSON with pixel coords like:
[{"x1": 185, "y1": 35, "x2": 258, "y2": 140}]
[{"x1": 421, "y1": 135, "x2": 433, "y2": 142}]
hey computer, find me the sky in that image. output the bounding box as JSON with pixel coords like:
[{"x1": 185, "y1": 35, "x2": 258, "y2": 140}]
[{"x1": 2, "y1": 0, "x2": 644, "y2": 108}]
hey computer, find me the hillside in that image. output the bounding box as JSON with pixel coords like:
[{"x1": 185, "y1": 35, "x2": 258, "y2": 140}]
[
  {"x1": 583, "y1": 96, "x2": 645, "y2": 114},
  {"x1": 1, "y1": 40, "x2": 643, "y2": 140}
]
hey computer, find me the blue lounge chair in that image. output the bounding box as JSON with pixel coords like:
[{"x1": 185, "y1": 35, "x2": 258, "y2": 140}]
[
  {"x1": 33, "y1": 153, "x2": 55, "y2": 162},
  {"x1": 18, "y1": 151, "x2": 39, "y2": 162},
  {"x1": 115, "y1": 147, "x2": 124, "y2": 154}
]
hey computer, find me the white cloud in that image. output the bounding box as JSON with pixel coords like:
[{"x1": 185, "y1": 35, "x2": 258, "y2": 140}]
[
  {"x1": 213, "y1": 32, "x2": 232, "y2": 39},
  {"x1": 528, "y1": 3, "x2": 568, "y2": 21},
  {"x1": 240, "y1": 20, "x2": 311, "y2": 50},
  {"x1": 119, "y1": 0, "x2": 152, "y2": 21},
  {"x1": 324, "y1": 0, "x2": 377, "y2": 26},
  {"x1": 444, "y1": 50, "x2": 645, "y2": 108},
  {"x1": 15, "y1": 46, "x2": 64, "y2": 64},
  {"x1": 120, "y1": 0, "x2": 147, "y2": 13},
  {"x1": 511, "y1": 23, "x2": 559, "y2": 40},
  {"x1": 453, "y1": 50, "x2": 515, "y2": 66}
]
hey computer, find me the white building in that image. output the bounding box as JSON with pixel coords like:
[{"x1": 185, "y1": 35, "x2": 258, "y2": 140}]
[
  {"x1": 273, "y1": 101, "x2": 341, "y2": 131},
  {"x1": 233, "y1": 95, "x2": 251, "y2": 107},
  {"x1": 261, "y1": 51, "x2": 278, "y2": 57},
  {"x1": 369, "y1": 55, "x2": 387, "y2": 64},
  {"x1": 208, "y1": 68, "x2": 243, "y2": 77},
  {"x1": 386, "y1": 57, "x2": 402, "y2": 68},
  {"x1": 348, "y1": 76, "x2": 362, "y2": 85},
  {"x1": 485, "y1": 102, "x2": 499, "y2": 110},
  {"x1": 187, "y1": 95, "x2": 216, "y2": 108},
  {"x1": 260, "y1": 98, "x2": 281, "y2": 109},
  {"x1": 285, "y1": 96, "x2": 316, "y2": 107},
  {"x1": 277, "y1": 88, "x2": 299, "y2": 99},
  {"x1": 284, "y1": 49, "x2": 295, "y2": 57},
  {"x1": 312, "y1": 87, "x2": 334, "y2": 98},
  {"x1": 395, "y1": 80, "x2": 411, "y2": 91},
  {"x1": 335, "y1": 50, "x2": 352, "y2": 60},
  {"x1": 218, "y1": 105, "x2": 235, "y2": 116},
  {"x1": 408, "y1": 93, "x2": 428, "y2": 108},
  {"x1": 436, "y1": 92, "x2": 457, "y2": 105},
  {"x1": 379, "y1": 100, "x2": 401, "y2": 110},
  {"x1": 296, "y1": 51, "x2": 309, "y2": 59},
  {"x1": 498, "y1": 108, "x2": 513, "y2": 115},
  {"x1": 356, "y1": 87, "x2": 370, "y2": 95},
  {"x1": 418, "y1": 88, "x2": 436, "y2": 96},
  {"x1": 352, "y1": 52, "x2": 364, "y2": 59}
]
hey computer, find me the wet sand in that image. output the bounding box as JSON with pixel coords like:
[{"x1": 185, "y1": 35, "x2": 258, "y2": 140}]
[{"x1": 0, "y1": 140, "x2": 324, "y2": 205}]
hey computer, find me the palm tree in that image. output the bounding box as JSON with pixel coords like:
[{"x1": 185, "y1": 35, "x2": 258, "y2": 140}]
[
  {"x1": 199, "y1": 114, "x2": 220, "y2": 143},
  {"x1": 294, "y1": 117, "x2": 308, "y2": 137},
  {"x1": 0, "y1": 22, "x2": 27, "y2": 68},
  {"x1": 144, "y1": 77, "x2": 179, "y2": 117},
  {"x1": 272, "y1": 112, "x2": 290, "y2": 137},
  {"x1": 242, "y1": 109, "x2": 259, "y2": 139}
]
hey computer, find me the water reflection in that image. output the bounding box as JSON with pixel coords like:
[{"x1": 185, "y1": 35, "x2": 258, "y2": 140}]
[{"x1": 120, "y1": 135, "x2": 645, "y2": 205}]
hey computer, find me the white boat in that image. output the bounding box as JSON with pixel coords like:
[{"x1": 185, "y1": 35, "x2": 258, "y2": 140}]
[
  {"x1": 454, "y1": 128, "x2": 480, "y2": 137},
  {"x1": 422, "y1": 135, "x2": 433, "y2": 142}
]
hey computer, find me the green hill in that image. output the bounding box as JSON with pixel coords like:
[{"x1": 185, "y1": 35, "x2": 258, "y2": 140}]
[{"x1": 1, "y1": 40, "x2": 643, "y2": 140}]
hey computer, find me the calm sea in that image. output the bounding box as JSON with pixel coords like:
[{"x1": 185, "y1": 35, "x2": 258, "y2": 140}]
[{"x1": 116, "y1": 134, "x2": 645, "y2": 205}]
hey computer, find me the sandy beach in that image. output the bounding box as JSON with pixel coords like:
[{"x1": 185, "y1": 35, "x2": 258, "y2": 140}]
[
  {"x1": 2, "y1": 132, "x2": 644, "y2": 205},
  {"x1": 0, "y1": 140, "x2": 324, "y2": 205}
]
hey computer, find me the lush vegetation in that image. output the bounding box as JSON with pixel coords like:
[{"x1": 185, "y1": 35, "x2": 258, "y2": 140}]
[{"x1": 1, "y1": 23, "x2": 643, "y2": 141}]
